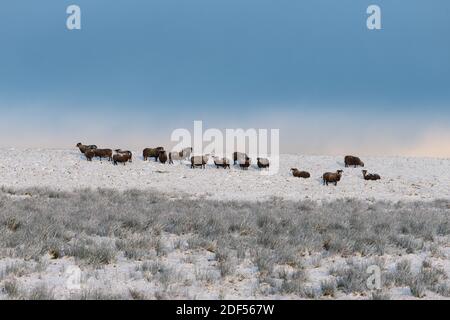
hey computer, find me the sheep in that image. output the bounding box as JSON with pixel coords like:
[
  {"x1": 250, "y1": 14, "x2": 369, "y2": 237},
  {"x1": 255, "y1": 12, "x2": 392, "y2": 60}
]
[
  {"x1": 115, "y1": 149, "x2": 132, "y2": 162},
  {"x1": 181, "y1": 147, "x2": 193, "y2": 160},
  {"x1": 257, "y1": 157, "x2": 270, "y2": 169},
  {"x1": 143, "y1": 147, "x2": 164, "y2": 161},
  {"x1": 93, "y1": 149, "x2": 113, "y2": 161},
  {"x1": 113, "y1": 153, "x2": 132, "y2": 165},
  {"x1": 239, "y1": 158, "x2": 251, "y2": 170},
  {"x1": 291, "y1": 168, "x2": 310, "y2": 178},
  {"x1": 85, "y1": 149, "x2": 95, "y2": 161},
  {"x1": 233, "y1": 152, "x2": 250, "y2": 165},
  {"x1": 213, "y1": 156, "x2": 230, "y2": 169},
  {"x1": 344, "y1": 155, "x2": 364, "y2": 168},
  {"x1": 191, "y1": 155, "x2": 209, "y2": 169},
  {"x1": 168, "y1": 148, "x2": 192, "y2": 164},
  {"x1": 362, "y1": 170, "x2": 381, "y2": 181},
  {"x1": 158, "y1": 150, "x2": 168, "y2": 164},
  {"x1": 76, "y1": 143, "x2": 97, "y2": 154},
  {"x1": 323, "y1": 170, "x2": 343, "y2": 186}
]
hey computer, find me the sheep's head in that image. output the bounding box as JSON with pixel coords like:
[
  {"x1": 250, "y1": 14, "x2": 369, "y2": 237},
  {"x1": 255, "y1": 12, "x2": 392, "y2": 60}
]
[
  {"x1": 76, "y1": 143, "x2": 82, "y2": 147},
  {"x1": 291, "y1": 168, "x2": 298, "y2": 172},
  {"x1": 337, "y1": 170, "x2": 343, "y2": 175},
  {"x1": 362, "y1": 170, "x2": 367, "y2": 175},
  {"x1": 361, "y1": 161, "x2": 365, "y2": 167}
]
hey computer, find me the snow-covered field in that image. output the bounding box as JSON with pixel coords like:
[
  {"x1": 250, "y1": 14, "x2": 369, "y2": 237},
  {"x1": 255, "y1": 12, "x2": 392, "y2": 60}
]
[
  {"x1": 0, "y1": 148, "x2": 449, "y2": 300},
  {"x1": 1, "y1": 148, "x2": 449, "y2": 201}
]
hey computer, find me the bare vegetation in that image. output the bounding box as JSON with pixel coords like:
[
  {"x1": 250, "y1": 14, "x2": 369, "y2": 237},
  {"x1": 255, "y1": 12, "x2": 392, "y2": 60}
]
[{"x1": 0, "y1": 188, "x2": 449, "y2": 299}]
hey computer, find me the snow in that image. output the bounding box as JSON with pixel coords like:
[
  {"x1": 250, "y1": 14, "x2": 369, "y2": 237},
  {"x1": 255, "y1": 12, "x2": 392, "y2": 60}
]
[
  {"x1": 1, "y1": 148, "x2": 449, "y2": 201},
  {"x1": 1, "y1": 148, "x2": 449, "y2": 300}
]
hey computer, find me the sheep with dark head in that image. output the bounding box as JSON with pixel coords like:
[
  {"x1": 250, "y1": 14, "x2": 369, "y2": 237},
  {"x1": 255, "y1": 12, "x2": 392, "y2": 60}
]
[
  {"x1": 257, "y1": 157, "x2": 270, "y2": 169},
  {"x1": 143, "y1": 147, "x2": 164, "y2": 161},
  {"x1": 191, "y1": 155, "x2": 209, "y2": 169},
  {"x1": 168, "y1": 147, "x2": 193, "y2": 164},
  {"x1": 323, "y1": 170, "x2": 343, "y2": 186},
  {"x1": 76, "y1": 143, "x2": 97, "y2": 154},
  {"x1": 362, "y1": 170, "x2": 381, "y2": 181},
  {"x1": 344, "y1": 155, "x2": 364, "y2": 168},
  {"x1": 213, "y1": 156, "x2": 230, "y2": 169},
  {"x1": 291, "y1": 168, "x2": 310, "y2": 178}
]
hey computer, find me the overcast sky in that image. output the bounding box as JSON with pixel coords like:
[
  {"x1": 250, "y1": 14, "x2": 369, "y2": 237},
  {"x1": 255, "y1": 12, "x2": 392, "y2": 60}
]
[{"x1": 0, "y1": 0, "x2": 449, "y2": 156}]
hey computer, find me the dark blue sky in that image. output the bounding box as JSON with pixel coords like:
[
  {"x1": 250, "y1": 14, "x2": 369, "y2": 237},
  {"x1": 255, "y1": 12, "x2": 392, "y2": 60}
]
[{"x1": 0, "y1": 0, "x2": 449, "y2": 154}]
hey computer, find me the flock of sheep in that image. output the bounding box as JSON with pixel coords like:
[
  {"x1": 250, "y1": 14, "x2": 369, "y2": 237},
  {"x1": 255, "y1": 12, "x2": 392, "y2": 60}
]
[{"x1": 76, "y1": 143, "x2": 381, "y2": 186}]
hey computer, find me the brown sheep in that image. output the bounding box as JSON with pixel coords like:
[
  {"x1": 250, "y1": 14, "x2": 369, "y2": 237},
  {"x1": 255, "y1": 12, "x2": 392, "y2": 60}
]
[
  {"x1": 344, "y1": 155, "x2": 364, "y2": 168},
  {"x1": 291, "y1": 168, "x2": 310, "y2": 178},
  {"x1": 213, "y1": 156, "x2": 230, "y2": 169},
  {"x1": 191, "y1": 155, "x2": 209, "y2": 169},
  {"x1": 113, "y1": 153, "x2": 132, "y2": 165},
  {"x1": 158, "y1": 150, "x2": 168, "y2": 164},
  {"x1": 239, "y1": 158, "x2": 251, "y2": 170},
  {"x1": 85, "y1": 149, "x2": 95, "y2": 161},
  {"x1": 323, "y1": 170, "x2": 343, "y2": 186},
  {"x1": 362, "y1": 170, "x2": 381, "y2": 181},
  {"x1": 76, "y1": 143, "x2": 97, "y2": 154},
  {"x1": 93, "y1": 149, "x2": 113, "y2": 161},
  {"x1": 115, "y1": 149, "x2": 132, "y2": 162},
  {"x1": 143, "y1": 147, "x2": 164, "y2": 161},
  {"x1": 233, "y1": 152, "x2": 250, "y2": 165},
  {"x1": 257, "y1": 157, "x2": 270, "y2": 169}
]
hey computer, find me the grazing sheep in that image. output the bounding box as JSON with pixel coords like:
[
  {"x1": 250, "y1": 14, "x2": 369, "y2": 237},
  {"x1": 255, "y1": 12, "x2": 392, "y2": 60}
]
[
  {"x1": 344, "y1": 155, "x2": 364, "y2": 168},
  {"x1": 168, "y1": 148, "x2": 192, "y2": 164},
  {"x1": 191, "y1": 155, "x2": 209, "y2": 169},
  {"x1": 257, "y1": 157, "x2": 270, "y2": 169},
  {"x1": 143, "y1": 147, "x2": 164, "y2": 161},
  {"x1": 93, "y1": 149, "x2": 113, "y2": 161},
  {"x1": 181, "y1": 147, "x2": 193, "y2": 160},
  {"x1": 85, "y1": 149, "x2": 95, "y2": 161},
  {"x1": 362, "y1": 170, "x2": 381, "y2": 181},
  {"x1": 113, "y1": 153, "x2": 132, "y2": 165},
  {"x1": 291, "y1": 168, "x2": 310, "y2": 178},
  {"x1": 76, "y1": 143, "x2": 97, "y2": 154},
  {"x1": 158, "y1": 150, "x2": 168, "y2": 164},
  {"x1": 239, "y1": 158, "x2": 251, "y2": 170},
  {"x1": 323, "y1": 170, "x2": 343, "y2": 186},
  {"x1": 233, "y1": 152, "x2": 250, "y2": 165},
  {"x1": 213, "y1": 156, "x2": 230, "y2": 169},
  {"x1": 115, "y1": 149, "x2": 132, "y2": 162}
]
